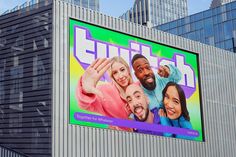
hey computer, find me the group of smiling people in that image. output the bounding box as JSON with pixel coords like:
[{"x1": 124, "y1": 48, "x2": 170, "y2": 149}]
[{"x1": 76, "y1": 54, "x2": 193, "y2": 139}]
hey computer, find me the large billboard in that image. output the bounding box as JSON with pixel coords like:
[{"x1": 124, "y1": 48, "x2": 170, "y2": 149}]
[{"x1": 69, "y1": 18, "x2": 204, "y2": 141}]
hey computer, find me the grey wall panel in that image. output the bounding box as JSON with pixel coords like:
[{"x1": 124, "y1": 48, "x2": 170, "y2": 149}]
[
  {"x1": 52, "y1": 0, "x2": 236, "y2": 157},
  {"x1": 0, "y1": 145, "x2": 28, "y2": 157}
]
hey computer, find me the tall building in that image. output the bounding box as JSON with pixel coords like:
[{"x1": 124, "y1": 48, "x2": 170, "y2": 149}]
[
  {"x1": 119, "y1": 0, "x2": 188, "y2": 27},
  {"x1": 1, "y1": 0, "x2": 236, "y2": 157},
  {"x1": 156, "y1": 1, "x2": 236, "y2": 53},
  {"x1": 210, "y1": 0, "x2": 236, "y2": 8},
  {"x1": 1, "y1": 0, "x2": 99, "y2": 15},
  {"x1": 68, "y1": 0, "x2": 99, "y2": 11}
]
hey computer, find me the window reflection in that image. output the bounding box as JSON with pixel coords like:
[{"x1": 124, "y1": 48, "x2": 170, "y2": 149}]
[{"x1": 33, "y1": 56, "x2": 49, "y2": 90}]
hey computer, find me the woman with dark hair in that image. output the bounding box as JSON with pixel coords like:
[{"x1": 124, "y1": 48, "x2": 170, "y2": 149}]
[{"x1": 159, "y1": 82, "x2": 193, "y2": 139}]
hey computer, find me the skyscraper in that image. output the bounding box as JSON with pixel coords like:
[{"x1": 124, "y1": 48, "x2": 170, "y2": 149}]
[
  {"x1": 119, "y1": 0, "x2": 188, "y2": 27},
  {"x1": 70, "y1": 0, "x2": 99, "y2": 11},
  {"x1": 210, "y1": 0, "x2": 236, "y2": 8},
  {"x1": 1, "y1": 0, "x2": 99, "y2": 15},
  {"x1": 156, "y1": 1, "x2": 236, "y2": 53}
]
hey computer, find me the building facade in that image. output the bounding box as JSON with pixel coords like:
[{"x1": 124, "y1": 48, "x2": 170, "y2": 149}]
[
  {"x1": 0, "y1": 0, "x2": 53, "y2": 157},
  {"x1": 1, "y1": 0, "x2": 99, "y2": 15},
  {"x1": 210, "y1": 0, "x2": 236, "y2": 8},
  {"x1": 67, "y1": 0, "x2": 99, "y2": 11},
  {"x1": 0, "y1": 0, "x2": 236, "y2": 157},
  {"x1": 156, "y1": 1, "x2": 236, "y2": 53},
  {"x1": 119, "y1": 0, "x2": 188, "y2": 27}
]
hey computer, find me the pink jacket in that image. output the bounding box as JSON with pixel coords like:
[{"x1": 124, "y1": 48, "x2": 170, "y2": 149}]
[{"x1": 76, "y1": 77, "x2": 130, "y2": 119}]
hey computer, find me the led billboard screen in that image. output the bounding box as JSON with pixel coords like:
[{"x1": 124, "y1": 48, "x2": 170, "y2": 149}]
[{"x1": 69, "y1": 18, "x2": 204, "y2": 141}]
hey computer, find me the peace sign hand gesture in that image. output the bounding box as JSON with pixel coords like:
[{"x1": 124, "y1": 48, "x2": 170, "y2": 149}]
[{"x1": 82, "y1": 58, "x2": 111, "y2": 97}]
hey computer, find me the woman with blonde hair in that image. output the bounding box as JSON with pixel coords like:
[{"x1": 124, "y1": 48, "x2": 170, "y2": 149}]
[{"x1": 76, "y1": 57, "x2": 133, "y2": 129}]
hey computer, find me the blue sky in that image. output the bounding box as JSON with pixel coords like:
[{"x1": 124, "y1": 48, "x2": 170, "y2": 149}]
[{"x1": 0, "y1": 0, "x2": 212, "y2": 16}]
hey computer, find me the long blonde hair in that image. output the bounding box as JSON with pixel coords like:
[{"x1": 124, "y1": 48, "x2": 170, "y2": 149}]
[{"x1": 108, "y1": 56, "x2": 133, "y2": 99}]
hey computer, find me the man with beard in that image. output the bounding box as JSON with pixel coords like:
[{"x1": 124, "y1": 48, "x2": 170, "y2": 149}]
[
  {"x1": 125, "y1": 84, "x2": 162, "y2": 135},
  {"x1": 131, "y1": 54, "x2": 181, "y2": 110}
]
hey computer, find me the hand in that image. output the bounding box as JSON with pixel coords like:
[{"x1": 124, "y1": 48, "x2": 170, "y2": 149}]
[
  {"x1": 124, "y1": 103, "x2": 132, "y2": 115},
  {"x1": 158, "y1": 65, "x2": 170, "y2": 78},
  {"x1": 158, "y1": 108, "x2": 166, "y2": 117},
  {"x1": 82, "y1": 58, "x2": 111, "y2": 97}
]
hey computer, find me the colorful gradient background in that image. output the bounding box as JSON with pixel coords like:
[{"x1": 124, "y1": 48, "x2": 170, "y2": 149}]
[{"x1": 69, "y1": 19, "x2": 204, "y2": 141}]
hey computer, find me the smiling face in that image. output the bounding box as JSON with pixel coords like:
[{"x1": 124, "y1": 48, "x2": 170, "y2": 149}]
[
  {"x1": 163, "y1": 86, "x2": 182, "y2": 120},
  {"x1": 111, "y1": 62, "x2": 131, "y2": 89},
  {"x1": 125, "y1": 84, "x2": 149, "y2": 122},
  {"x1": 132, "y1": 58, "x2": 156, "y2": 90}
]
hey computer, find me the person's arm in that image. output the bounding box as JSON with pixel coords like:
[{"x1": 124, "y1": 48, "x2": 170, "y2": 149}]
[
  {"x1": 166, "y1": 64, "x2": 181, "y2": 83},
  {"x1": 76, "y1": 77, "x2": 106, "y2": 115},
  {"x1": 157, "y1": 64, "x2": 181, "y2": 83},
  {"x1": 179, "y1": 116, "x2": 193, "y2": 129},
  {"x1": 159, "y1": 111, "x2": 174, "y2": 137},
  {"x1": 75, "y1": 58, "x2": 111, "y2": 115},
  {"x1": 175, "y1": 116, "x2": 194, "y2": 140}
]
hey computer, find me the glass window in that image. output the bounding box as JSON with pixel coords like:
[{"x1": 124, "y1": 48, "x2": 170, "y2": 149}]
[
  {"x1": 178, "y1": 26, "x2": 183, "y2": 35},
  {"x1": 214, "y1": 25, "x2": 220, "y2": 42},
  {"x1": 195, "y1": 12, "x2": 203, "y2": 21},
  {"x1": 82, "y1": 0, "x2": 88, "y2": 8},
  {"x1": 183, "y1": 24, "x2": 190, "y2": 33},
  {"x1": 195, "y1": 30, "x2": 201, "y2": 41},
  {"x1": 213, "y1": 16, "x2": 218, "y2": 24},
  {"x1": 190, "y1": 15, "x2": 195, "y2": 23},
  {"x1": 217, "y1": 14, "x2": 222, "y2": 23},
  {"x1": 220, "y1": 5, "x2": 226, "y2": 13},
  {"x1": 190, "y1": 22, "x2": 195, "y2": 31},
  {"x1": 205, "y1": 37, "x2": 210, "y2": 45},
  {"x1": 216, "y1": 7, "x2": 221, "y2": 15},
  {"x1": 184, "y1": 16, "x2": 190, "y2": 24},
  {"x1": 212, "y1": 7, "x2": 218, "y2": 16},
  {"x1": 227, "y1": 11, "x2": 232, "y2": 20},
  {"x1": 226, "y1": 3, "x2": 231, "y2": 11},
  {"x1": 215, "y1": 42, "x2": 220, "y2": 48},
  {"x1": 224, "y1": 39, "x2": 233, "y2": 50},
  {"x1": 222, "y1": 13, "x2": 227, "y2": 22},
  {"x1": 232, "y1": 2, "x2": 236, "y2": 10},
  {"x1": 223, "y1": 21, "x2": 233, "y2": 40},
  {"x1": 178, "y1": 18, "x2": 184, "y2": 26},
  {"x1": 183, "y1": 33, "x2": 188, "y2": 38},
  {"x1": 163, "y1": 23, "x2": 170, "y2": 30},
  {"x1": 188, "y1": 32, "x2": 196, "y2": 40},
  {"x1": 209, "y1": 36, "x2": 215, "y2": 46},
  {"x1": 204, "y1": 18, "x2": 213, "y2": 37},
  {"x1": 233, "y1": 19, "x2": 236, "y2": 29},
  {"x1": 203, "y1": 9, "x2": 212, "y2": 18},
  {"x1": 218, "y1": 41, "x2": 225, "y2": 49},
  {"x1": 195, "y1": 20, "x2": 203, "y2": 30},
  {"x1": 232, "y1": 10, "x2": 236, "y2": 19},
  {"x1": 74, "y1": 0, "x2": 80, "y2": 5},
  {"x1": 169, "y1": 28, "x2": 177, "y2": 35},
  {"x1": 233, "y1": 30, "x2": 236, "y2": 38},
  {"x1": 169, "y1": 21, "x2": 177, "y2": 29},
  {"x1": 200, "y1": 29, "x2": 205, "y2": 42}
]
